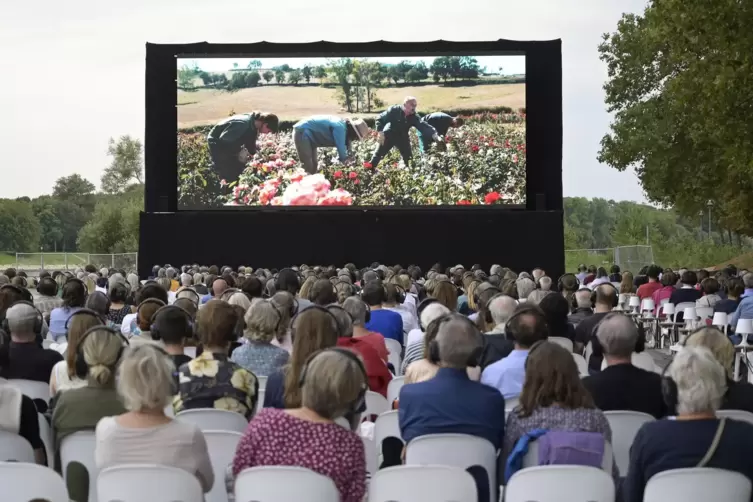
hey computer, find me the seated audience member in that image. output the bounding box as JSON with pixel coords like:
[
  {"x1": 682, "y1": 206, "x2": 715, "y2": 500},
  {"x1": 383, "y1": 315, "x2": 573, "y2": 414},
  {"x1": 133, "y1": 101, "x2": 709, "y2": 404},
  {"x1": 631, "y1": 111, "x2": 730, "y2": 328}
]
[
  {"x1": 474, "y1": 285, "x2": 503, "y2": 335},
  {"x1": 383, "y1": 283, "x2": 419, "y2": 336},
  {"x1": 431, "y1": 279, "x2": 459, "y2": 312},
  {"x1": 264, "y1": 307, "x2": 340, "y2": 409},
  {"x1": 269, "y1": 291, "x2": 295, "y2": 353},
  {"x1": 696, "y1": 277, "x2": 723, "y2": 308},
  {"x1": 526, "y1": 289, "x2": 551, "y2": 305},
  {"x1": 538, "y1": 293, "x2": 576, "y2": 341},
  {"x1": 331, "y1": 304, "x2": 391, "y2": 397},
  {"x1": 342, "y1": 297, "x2": 388, "y2": 362},
  {"x1": 174, "y1": 300, "x2": 258, "y2": 418},
  {"x1": 582, "y1": 314, "x2": 667, "y2": 418},
  {"x1": 231, "y1": 349, "x2": 367, "y2": 502},
  {"x1": 516, "y1": 278, "x2": 536, "y2": 303},
  {"x1": 121, "y1": 283, "x2": 169, "y2": 337},
  {"x1": 620, "y1": 271, "x2": 635, "y2": 294},
  {"x1": 652, "y1": 271, "x2": 677, "y2": 314},
  {"x1": 308, "y1": 279, "x2": 337, "y2": 306},
  {"x1": 96, "y1": 344, "x2": 214, "y2": 494},
  {"x1": 129, "y1": 298, "x2": 166, "y2": 347},
  {"x1": 730, "y1": 272, "x2": 753, "y2": 329},
  {"x1": 276, "y1": 268, "x2": 313, "y2": 311},
  {"x1": 478, "y1": 294, "x2": 516, "y2": 369},
  {"x1": 608, "y1": 265, "x2": 622, "y2": 283},
  {"x1": 49, "y1": 279, "x2": 87, "y2": 342},
  {"x1": 240, "y1": 276, "x2": 264, "y2": 303},
  {"x1": 85, "y1": 291, "x2": 111, "y2": 321},
  {"x1": 362, "y1": 281, "x2": 404, "y2": 344},
  {"x1": 588, "y1": 267, "x2": 610, "y2": 289},
  {"x1": 481, "y1": 305, "x2": 548, "y2": 399},
  {"x1": 568, "y1": 288, "x2": 593, "y2": 326},
  {"x1": 683, "y1": 327, "x2": 753, "y2": 413},
  {"x1": 583, "y1": 265, "x2": 597, "y2": 286},
  {"x1": 401, "y1": 300, "x2": 450, "y2": 373},
  {"x1": 49, "y1": 310, "x2": 104, "y2": 395},
  {"x1": 173, "y1": 297, "x2": 198, "y2": 323},
  {"x1": 636, "y1": 265, "x2": 662, "y2": 300},
  {"x1": 714, "y1": 276, "x2": 743, "y2": 315},
  {"x1": 503, "y1": 341, "x2": 616, "y2": 477},
  {"x1": 231, "y1": 300, "x2": 290, "y2": 377},
  {"x1": 1, "y1": 302, "x2": 63, "y2": 382},
  {"x1": 622, "y1": 347, "x2": 753, "y2": 502},
  {"x1": 559, "y1": 273, "x2": 579, "y2": 307},
  {"x1": 151, "y1": 305, "x2": 194, "y2": 369},
  {"x1": 107, "y1": 282, "x2": 133, "y2": 326},
  {"x1": 538, "y1": 276, "x2": 553, "y2": 292},
  {"x1": 574, "y1": 284, "x2": 618, "y2": 365},
  {"x1": 669, "y1": 270, "x2": 703, "y2": 315},
  {"x1": 35, "y1": 276, "x2": 62, "y2": 319}
]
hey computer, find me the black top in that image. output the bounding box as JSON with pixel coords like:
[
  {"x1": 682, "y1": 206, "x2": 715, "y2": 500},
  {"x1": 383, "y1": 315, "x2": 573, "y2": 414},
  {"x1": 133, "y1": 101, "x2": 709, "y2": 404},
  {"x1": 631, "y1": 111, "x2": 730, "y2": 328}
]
[
  {"x1": 568, "y1": 308, "x2": 593, "y2": 327},
  {"x1": 479, "y1": 333, "x2": 514, "y2": 370},
  {"x1": 669, "y1": 288, "x2": 703, "y2": 307},
  {"x1": 19, "y1": 394, "x2": 44, "y2": 451},
  {"x1": 2, "y1": 342, "x2": 63, "y2": 383},
  {"x1": 422, "y1": 112, "x2": 454, "y2": 136},
  {"x1": 714, "y1": 298, "x2": 740, "y2": 315},
  {"x1": 582, "y1": 363, "x2": 667, "y2": 418},
  {"x1": 171, "y1": 354, "x2": 192, "y2": 369},
  {"x1": 721, "y1": 380, "x2": 753, "y2": 414},
  {"x1": 576, "y1": 313, "x2": 645, "y2": 372},
  {"x1": 623, "y1": 418, "x2": 753, "y2": 502}
]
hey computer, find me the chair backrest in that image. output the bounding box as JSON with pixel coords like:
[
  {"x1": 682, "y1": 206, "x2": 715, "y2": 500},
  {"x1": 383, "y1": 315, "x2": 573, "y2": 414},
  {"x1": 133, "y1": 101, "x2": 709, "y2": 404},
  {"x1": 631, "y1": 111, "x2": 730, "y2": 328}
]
[
  {"x1": 175, "y1": 408, "x2": 249, "y2": 433},
  {"x1": 601, "y1": 353, "x2": 658, "y2": 373},
  {"x1": 405, "y1": 433, "x2": 497, "y2": 502},
  {"x1": 7, "y1": 379, "x2": 50, "y2": 403},
  {"x1": 59, "y1": 431, "x2": 98, "y2": 502},
  {"x1": 368, "y1": 465, "x2": 478, "y2": 502},
  {"x1": 584, "y1": 341, "x2": 594, "y2": 362},
  {"x1": 373, "y1": 410, "x2": 403, "y2": 467},
  {"x1": 523, "y1": 438, "x2": 613, "y2": 473},
  {"x1": 184, "y1": 346, "x2": 197, "y2": 359},
  {"x1": 365, "y1": 391, "x2": 390, "y2": 420},
  {"x1": 716, "y1": 409, "x2": 753, "y2": 426},
  {"x1": 0, "y1": 430, "x2": 34, "y2": 463},
  {"x1": 257, "y1": 375, "x2": 268, "y2": 391},
  {"x1": 643, "y1": 467, "x2": 752, "y2": 502},
  {"x1": 571, "y1": 353, "x2": 588, "y2": 376},
  {"x1": 234, "y1": 466, "x2": 340, "y2": 502},
  {"x1": 203, "y1": 430, "x2": 243, "y2": 502},
  {"x1": 505, "y1": 395, "x2": 520, "y2": 412},
  {"x1": 505, "y1": 465, "x2": 615, "y2": 502},
  {"x1": 603, "y1": 410, "x2": 655, "y2": 476},
  {"x1": 256, "y1": 389, "x2": 266, "y2": 415},
  {"x1": 385, "y1": 339, "x2": 403, "y2": 376},
  {"x1": 384, "y1": 338, "x2": 402, "y2": 357},
  {"x1": 97, "y1": 464, "x2": 204, "y2": 502},
  {"x1": 0, "y1": 461, "x2": 68, "y2": 502},
  {"x1": 362, "y1": 435, "x2": 378, "y2": 476},
  {"x1": 37, "y1": 412, "x2": 54, "y2": 467},
  {"x1": 548, "y1": 337, "x2": 574, "y2": 353},
  {"x1": 673, "y1": 302, "x2": 697, "y2": 323},
  {"x1": 696, "y1": 306, "x2": 714, "y2": 321},
  {"x1": 386, "y1": 376, "x2": 404, "y2": 405}
]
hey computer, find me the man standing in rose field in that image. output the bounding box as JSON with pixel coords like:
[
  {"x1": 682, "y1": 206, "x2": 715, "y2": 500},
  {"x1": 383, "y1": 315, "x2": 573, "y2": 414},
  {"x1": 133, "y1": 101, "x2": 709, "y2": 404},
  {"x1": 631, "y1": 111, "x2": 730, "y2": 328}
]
[{"x1": 369, "y1": 96, "x2": 441, "y2": 168}]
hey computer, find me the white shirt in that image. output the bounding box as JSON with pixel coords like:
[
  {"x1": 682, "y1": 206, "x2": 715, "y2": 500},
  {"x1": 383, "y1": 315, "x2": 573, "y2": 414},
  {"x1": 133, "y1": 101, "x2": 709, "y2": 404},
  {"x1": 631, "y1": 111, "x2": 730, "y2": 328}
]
[
  {"x1": 120, "y1": 313, "x2": 138, "y2": 336},
  {"x1": 588, "y1": 277, "x2": 610, "y2": 290},
  {"x1": 386, "y1": 304, "x2": 419, "y2": 336},
  {"x1": 405, "y1": 328, "x2": 424, "y2": 348}
]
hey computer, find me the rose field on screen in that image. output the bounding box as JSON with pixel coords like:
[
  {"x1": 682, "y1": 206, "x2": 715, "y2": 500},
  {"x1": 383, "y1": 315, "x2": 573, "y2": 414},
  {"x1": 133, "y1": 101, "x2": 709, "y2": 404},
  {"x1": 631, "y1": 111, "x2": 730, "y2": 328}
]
[{"x1": 177, "y1": 111, "x2": 526, "y2": 208}]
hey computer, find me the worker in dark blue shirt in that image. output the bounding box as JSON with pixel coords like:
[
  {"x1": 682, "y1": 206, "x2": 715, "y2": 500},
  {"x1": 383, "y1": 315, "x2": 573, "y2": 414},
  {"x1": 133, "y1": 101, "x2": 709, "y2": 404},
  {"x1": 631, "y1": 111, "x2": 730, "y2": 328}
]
[
  {"x1": 416, "y1": 112, "x2": 464, "y2": 153},
  {"x1": 369, "y1": 97, "x2": 439, "y2": 168}
]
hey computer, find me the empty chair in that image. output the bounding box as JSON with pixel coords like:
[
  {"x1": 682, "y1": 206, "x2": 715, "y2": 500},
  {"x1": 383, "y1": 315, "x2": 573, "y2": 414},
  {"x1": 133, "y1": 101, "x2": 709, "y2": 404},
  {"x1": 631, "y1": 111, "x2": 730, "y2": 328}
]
[
  {"x1": 97, "y1": 464, "x2": 204, "y2": 502},
  {"x1": 0, "y1": 430, "x2": 34, "y2": 462},
  {"x1": 365, "y1": 391, "x2": 390, "y2": 419},
  {"x1": 0, "y1": 461, "x2": 68, "y2": 502},
  {"x1": 175, "y1": 409, "x2": 249, "y2": 433},
  {"x1": 548, "y1": 337, "x2": 574, "y2": 353},
  {"x1": 716, "y1": 409, "x2": 753, "y2": 426},
  {"x1": 643, "y1": 467, "x2": 752, "y2": 502},
  {"x1": 405, "y1": 434, "x2": 497, "y2": 502},
  {"x1": 571, "y1": 353, "x2": 588, "y2": 376},
  {"x1": 604, "y1": 410, "x2": 655, "y2": 476},
  {"x1": 59, "y1": 431, "x2": 98, "y2": 502},
  {"x1": 234, "y1": 466, "x2": 340, "y2": 502},
  {"x1": 386, "y1": 376, "x2": 404, "y2": 405},
  {"x1": 7, "y1": 379, "x2": 50, "y2": 404},
  {"x1": 362, "y1": 436, "x2": 378, "y2": 476},
  {"x1": 505, "y1": 465, "x2": 615, "y2": 502},
  {"x1": 203, "y1": 430, "x2": 243, "y2": 502},
  {"x1": 368, "y1": 465, "x2": 477, "y2": 502}
]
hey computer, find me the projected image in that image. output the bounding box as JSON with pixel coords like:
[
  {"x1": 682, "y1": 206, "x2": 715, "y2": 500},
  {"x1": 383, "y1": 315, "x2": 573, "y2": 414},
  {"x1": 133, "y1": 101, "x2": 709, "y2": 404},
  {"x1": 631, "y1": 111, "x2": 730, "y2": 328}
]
[{"x1": 177, "y1": 55, "x2": 526, "y2": 208}]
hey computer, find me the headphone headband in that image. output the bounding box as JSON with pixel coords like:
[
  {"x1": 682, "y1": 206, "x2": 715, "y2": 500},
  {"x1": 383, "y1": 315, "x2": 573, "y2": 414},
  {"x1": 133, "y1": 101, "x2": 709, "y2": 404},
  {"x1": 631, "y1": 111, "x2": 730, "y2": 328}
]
[
  {"x1": 65, "y1": 308, "x2": 105, "y2": 332},
  {"x1": 137, "y1": 298, "x2": 167, "y2": 318},
  {"x1": 291, "y1": 304, "x2": 342, "y2": 338},
  {"x1": 298, "y1": 347, "x2": 368, "y2": 415}
]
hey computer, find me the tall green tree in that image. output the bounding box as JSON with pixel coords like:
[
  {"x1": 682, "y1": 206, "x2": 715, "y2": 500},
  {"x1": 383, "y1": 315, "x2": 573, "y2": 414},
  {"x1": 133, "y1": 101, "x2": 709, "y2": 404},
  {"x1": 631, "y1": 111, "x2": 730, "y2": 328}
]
[
  {"x1": 52, "y1": 174, "x2": 96, "y2": 212},
  {"x1": 0, "y1": 199, "x2": 41, "y2": 252},
  {"x1": 101, "y1": 136, "x2": 143, "y2": 194},
  {"x1": 302, "y1": 65, "x2": 313, "y2": 83},
  {"x1": 598, "y1": 0, "x2": 753, "y2": 236},
  {"x1": 77, "y1": 192, "x2": 142, "y2": 253}
]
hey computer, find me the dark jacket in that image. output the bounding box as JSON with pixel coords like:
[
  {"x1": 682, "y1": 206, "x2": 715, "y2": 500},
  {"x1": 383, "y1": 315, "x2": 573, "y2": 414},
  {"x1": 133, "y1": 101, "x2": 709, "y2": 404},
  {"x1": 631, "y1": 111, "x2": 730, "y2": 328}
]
[
  {"x1": 375, "y1": 105, "x2": 422, "y2": 136},
  {"x1": 479, "y1": 333, "x2": 514, "y2": 370},
  {"x1": 207, "y1": 113, "x2": 260, "y2": 154},
  {"x1": 421, "y1": 112, "x2": 454, "y2": 136}
]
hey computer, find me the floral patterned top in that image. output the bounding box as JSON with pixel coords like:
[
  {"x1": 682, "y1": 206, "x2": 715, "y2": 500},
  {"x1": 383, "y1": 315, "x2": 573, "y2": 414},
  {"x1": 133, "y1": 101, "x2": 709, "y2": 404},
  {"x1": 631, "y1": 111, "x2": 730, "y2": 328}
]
[
  {"x1": 174, "y1": 351, "x2": 258, "y2": 419},
  {"x1": 230, "y1": 341, "x2": 289, "y2": 377}
]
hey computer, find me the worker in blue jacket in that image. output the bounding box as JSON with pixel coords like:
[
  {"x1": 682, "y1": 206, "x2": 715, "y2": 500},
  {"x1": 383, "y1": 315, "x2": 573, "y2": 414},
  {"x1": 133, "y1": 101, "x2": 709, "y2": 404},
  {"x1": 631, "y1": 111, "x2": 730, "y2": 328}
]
[
  {"x1": 292, "y1": 116, "x2": 370, "y2": 174},
  {"x1": 369, "y1": 97, "x2": 440, "y2": 168}
]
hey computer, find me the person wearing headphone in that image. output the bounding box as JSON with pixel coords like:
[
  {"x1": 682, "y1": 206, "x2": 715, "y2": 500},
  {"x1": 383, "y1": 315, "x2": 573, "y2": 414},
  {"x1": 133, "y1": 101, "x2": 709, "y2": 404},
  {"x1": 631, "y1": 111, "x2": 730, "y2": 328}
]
[
  {"x1": 362, "y1": 281, "x2": 403, "y2": 345},
  {"x1": 568, "y1": 288, "x2": 593, "y2": 327},
  {"x1": 573, "y1": 283, "x2": 619, "y2": 358},
  {"x1": 342, "y1": 297, "x2": 388, "y2": 363},
  {"x1": 1, "y1": 302, "x2": 62, "y2": 382},
  {"x1": 480, "y1": 305, "x2": 549, "y2": 400},
  {"x1": 48, "y1": 279, "x2": 87, "y2": 342},
  {"x1": 35, "y1": 276, "x2": 63, "y2": 320},
  {"x1": 231, "y1": 300, "x2": 290, "y2": 377},
  {"x1": 622, "y1": 346, "x2": 753, "y2": 502},
  {"x1": 231, "y1": 349, "x2": 367, "y2": 502},
  {"x1": 49, "y1": 310, "x2": 105, "y2": 395},
  {"x1": 150, "y1": 306, "x2": 195, "y2": 371}
]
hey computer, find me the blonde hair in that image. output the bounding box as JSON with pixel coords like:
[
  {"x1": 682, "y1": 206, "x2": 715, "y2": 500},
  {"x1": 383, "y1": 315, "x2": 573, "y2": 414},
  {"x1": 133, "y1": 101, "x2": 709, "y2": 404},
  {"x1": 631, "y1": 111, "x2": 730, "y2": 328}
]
[
  {"x1": 298, "y1": 276, "x2": 317, "y2": 301},
  {"x1": 228, "y1": 292, "x2": 252, "y2": 311},
  {"x1": 301, "y1": 350, "x2": 366, "y2": 419},
  {"x1": 244, "y1": 300, "x2": 282, "y2": 343},
  {"x1": 65, "y1": 313, "x2": 105, "y2": 378},
  {"x1": 80, "y1": 327, "x2": 124, "y2": 386},
  {"x1": 683, "y1": 327, "x2": 735, "y2": 379},
  {"x1": 117, "y1": 344, "x2": 176, "y2": 411},
  {"x1": 670, "y1": 346, "x2": 727, "y2": 415}
]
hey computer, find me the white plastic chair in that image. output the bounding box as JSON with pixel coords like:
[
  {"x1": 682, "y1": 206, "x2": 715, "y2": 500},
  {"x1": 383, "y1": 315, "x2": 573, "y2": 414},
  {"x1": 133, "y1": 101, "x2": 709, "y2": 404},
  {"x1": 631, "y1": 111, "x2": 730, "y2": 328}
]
[
  {"x1": 365, "y1": 391, "x2": 390, "y2": 419},
  {"x1": 0, "y1": 430, "x2": 35, "y2": 462},
  {"x1": 362, "y1": 435, "x2": 378, "y2": 476},
  {"x1": 643, "y1": 467, "x2": 752, "y2": 502},
  {"x1": 548, "y1": 337, "x2": 574, "y2": 353},
  {"x1": 385, "y1": 339, "x2": 403, "y2": 376},
  {"x1": 571, "y1": 353, "x2": 588, "y2": 376},
  {"x1": 386, "y1": 376, "x2": 404, "y2": 405},
  {"x1": 523, "y1": 439, "x2": 613, "y2": 473},
  {"x1": 59, "y1": 431, "x2": 98, "y2": 502},
  {"x1": 505, "y1": 465, "x2": 615, "y2": 502},
  {"x1": 368, "y1": 465, "x2": 477, "y2": 502},
  {"x1": 405, "y1": 434, "x2": 497, "y2": 502},
  {"x1": 255, "y1": 389, "x2": 266, "y2": 415},
  {"x1": 184, "y1": 346, "x2": 197, "y2": 359},
  {"x1": 234, "y1": 466, "x2": 339, "y2": 502},
  {"x1": 584, "y1": 341, "x2": 594, "y2": 362},
  {"x1": 696, "y1": 306, "x2": 714, "y2": 322},
  {"x1": 384, "y1": 338, "x2": 402, "y2": 358},
  {"x1": 604, "y1": 410, "x2": 655, "y2": 476},
  {"x1": 204, "y1": 430, "x2": 243, "y2": 502},
  {"x1": 716, "y1": 409, "x2": 753, "y2": 426},
  {"x1": 97, "y1": 464, "x2": 204, "y2": 502},
  {"x1": 175, "y1": 408, "x2": 249, "y2": 433},
  {"x1": 0, "y1": 461, "x2": 68, "y2": 502},
  {"x1": 505, "y1": 395, "x2": 520, "y2": 411},
  {"x1": 374, "y1": 411, "x2": 403, "y2": 465},
  {"x1": 601, "y1": 352, "x2": 659, "y2": 373},
  {"x1": 673, "y1": 302, "x2": 697, "y2": 323},
  {"x1": 38, "y1": 412, "x2": 54, "y2": 467},
  {"x1": 7, "y1": 379, "x2": 50, "y2": 403}
]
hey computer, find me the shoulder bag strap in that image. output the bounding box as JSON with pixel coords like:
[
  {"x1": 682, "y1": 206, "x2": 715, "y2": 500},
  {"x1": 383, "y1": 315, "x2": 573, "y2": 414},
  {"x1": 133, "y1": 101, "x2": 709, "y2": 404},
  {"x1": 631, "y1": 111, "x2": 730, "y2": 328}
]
[{"x1": 697, "y1": 418, "x2": 726, "y2": 468}]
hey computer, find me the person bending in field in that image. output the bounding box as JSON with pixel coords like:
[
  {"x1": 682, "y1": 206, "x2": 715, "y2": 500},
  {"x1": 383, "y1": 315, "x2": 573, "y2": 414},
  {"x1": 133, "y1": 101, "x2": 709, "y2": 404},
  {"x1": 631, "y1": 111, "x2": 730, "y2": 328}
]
[
  {"x1": 416, "y1": 113, "x2": 464, "y2": 153},
  {"x1": 292, "y1": 116, "x2": 370, "y2": 174},
  {"x1": 206, "y1": 112, "x2": 279, "y2": 183},
  {"x1": 369, "y1": 97, "x2": 440, "y2": 168}
]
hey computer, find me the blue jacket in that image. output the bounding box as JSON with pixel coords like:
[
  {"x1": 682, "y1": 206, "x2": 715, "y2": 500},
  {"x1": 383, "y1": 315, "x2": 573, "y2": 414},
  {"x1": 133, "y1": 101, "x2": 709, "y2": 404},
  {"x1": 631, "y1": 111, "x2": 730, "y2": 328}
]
[
  {"x1": 293, "y1": 116, "x2": 349, "y2": 161},
  {"x1": 504, "y1": 428, "x2": 548, "y2": 483},
  {"x1": 730, "y1": 294, "x2": 753, "y2": 329}
]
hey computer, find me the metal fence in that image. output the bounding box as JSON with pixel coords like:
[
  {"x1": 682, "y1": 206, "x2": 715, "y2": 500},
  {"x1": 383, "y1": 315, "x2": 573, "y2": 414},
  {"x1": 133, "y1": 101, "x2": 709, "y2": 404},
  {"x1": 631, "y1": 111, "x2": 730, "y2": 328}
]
[
  {"x1": 565, "y1": 245, "x2": 654, "y2": 274},
  {"x1": 9, "y1": 253, "x2": 138, "y2": 275}
]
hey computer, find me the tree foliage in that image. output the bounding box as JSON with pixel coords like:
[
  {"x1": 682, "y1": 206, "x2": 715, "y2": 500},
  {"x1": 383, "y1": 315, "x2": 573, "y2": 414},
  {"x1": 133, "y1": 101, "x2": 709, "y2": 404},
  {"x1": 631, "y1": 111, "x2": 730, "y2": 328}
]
[
  {"x1": 52, "y1": 173, "x2": 96, "y2": 213},
  {"x1": 598, "y1": 0, "x2": 753, "y2": 236},
  {"x1": 77, "y1": 191, "x2": 142, "y2": 253},
  {"x1": 0, "y1": 199, "x2": 41, "y2": 251},
  {"x1": 101, "y1": 136, "x2": 143, "y2": 194}
]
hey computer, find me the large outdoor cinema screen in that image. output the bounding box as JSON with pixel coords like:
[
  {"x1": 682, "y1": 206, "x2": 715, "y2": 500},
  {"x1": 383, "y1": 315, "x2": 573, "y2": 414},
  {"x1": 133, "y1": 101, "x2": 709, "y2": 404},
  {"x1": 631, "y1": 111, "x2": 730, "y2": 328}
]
[{"x1": 177, "y1": 54, "x2": 526, "y2": 208}]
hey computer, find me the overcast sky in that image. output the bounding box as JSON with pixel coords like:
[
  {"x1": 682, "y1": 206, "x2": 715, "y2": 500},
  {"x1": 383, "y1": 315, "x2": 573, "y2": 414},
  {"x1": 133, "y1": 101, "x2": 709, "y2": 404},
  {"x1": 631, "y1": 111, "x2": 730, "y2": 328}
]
[{"x1": 0, "y1": 0, "x2": 648, "y2": 201}]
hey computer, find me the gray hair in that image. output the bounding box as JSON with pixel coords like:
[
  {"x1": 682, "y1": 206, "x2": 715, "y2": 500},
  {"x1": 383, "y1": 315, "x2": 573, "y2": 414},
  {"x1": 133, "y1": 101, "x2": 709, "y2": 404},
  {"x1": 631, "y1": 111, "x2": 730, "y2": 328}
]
[
  {"x1": 575, "y1": 289, "x2": 592, "y2": 309},
  {"x1": 538, "y1": 276, "x2": 553, "y2": 291},
  {"x1": 85, "y1": 291, "x2": 111, "y2": 316},
  {"x1": 166, "y1": 267, "x2": 176, "y2": 279},
  {"x1": 532, "y1": 269, "x2": 545, "y2": 282},
  {"x1": 228, "y1": 292, "x2": 252, "y2": 311},
  {"x1": 596, "y1": 314, "x2": 637, "y2": 359},
  {"x1": 301, "y1": 350, "x2": 367, "y2": 420},
  {"x1": 328, "y1": 305, "x2": 353, "y2": 338},
  {"x1": 404, "y1": 96, "x2": 417, "y2": 105},
  {"x1": 436, "y1": 318, "x2": 481, "y2": 369},
  {"x1": 342, "y1": 297, "x2": 369, "y2": 326},
  {"x1": 180, "y1": 273, "x2": 192, "y2": 287},
  {"x1": 5, "y1": 303, "x2": 40, "y2": 338},
  {"x1": 488, "y1": 295, "x2": 517, "y2": 327},
  {"x1": 126, "y1": 273, "x2": 139, "y2": 291},
  {"x1": 744, "y1": 273, "x2": 753, "y2": 289},
  {"x1": 420, "y1": 302, "x2": 451, "y2": 331},
  {"x1": 244, "y1": 300, "x2": 281, "y2": 342},
  {"x1": 117, "y1": 345, "x2": 176, "y2": 412},
  {"x1": 516, "y1": 278, "x2": 536, "y2": 300},
  {"x1": 108, "y1": 273, "x2": 125, "y2": 290},
  {"x1": 266, "y1": 278, "x2": 276, "y2": 297},
  {"x1": 526, "y1": 289, "x2": 551, "y2": 305},
  {"x1": 669, "y1": 346, "x2": 727, "y2": 415},
  {"x1": 193, "y1": 272, "x2": 204, "y2": 285},
  {"x1": 489, "y1": 264, "x2": 503, "y2": 277}
]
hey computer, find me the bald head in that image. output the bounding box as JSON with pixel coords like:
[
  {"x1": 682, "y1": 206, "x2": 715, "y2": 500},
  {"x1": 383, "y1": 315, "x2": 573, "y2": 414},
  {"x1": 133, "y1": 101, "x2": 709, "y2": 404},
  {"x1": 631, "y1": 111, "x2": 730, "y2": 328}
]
[
  {"x1": 488, "y1": 295, "x2": 517, "y2": 328},
  {"x1": 436, "y1": 318, "x2": 481, "y2": 369},
  {"x1": 212, "y1": 278, "x2": 228, "y2": 297},
  {"x1": 574, "y1": 289, "x2": 592, "y2": 309},
  {"x1": 594, "y1": 284, "x2": 617, "y2": 310},
  {"x1": 5, "y1": 303, "x2": 40, "y2": 341}
]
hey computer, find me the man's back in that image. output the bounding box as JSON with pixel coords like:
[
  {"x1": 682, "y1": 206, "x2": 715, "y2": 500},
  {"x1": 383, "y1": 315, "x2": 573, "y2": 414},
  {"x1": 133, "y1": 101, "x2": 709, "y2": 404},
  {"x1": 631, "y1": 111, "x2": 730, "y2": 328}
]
[
  {"x1": 399, "y1": 367, "x2": 506, "y2": 449},
  {"x1": 365, "y1": 309, "x2": 404, "y2": 344},
  {"x1": 582, "y1": 363, "x2": 667, "y2": 418},
  {"x1": 4, "y1": 342, "x2": 63, "y2": 382},
  {"x1": 480, "y1": 350, "x2": 528, "y2": 400}
]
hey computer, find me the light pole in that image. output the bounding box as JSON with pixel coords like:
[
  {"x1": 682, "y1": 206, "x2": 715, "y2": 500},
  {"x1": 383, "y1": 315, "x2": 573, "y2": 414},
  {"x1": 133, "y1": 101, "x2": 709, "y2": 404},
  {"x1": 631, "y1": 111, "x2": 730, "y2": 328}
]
[
  {"x1": 706, "y1": 200, "x2": 714, "y2": 240},
  {"x1": 699, "y1": 210, "x2": 704, "y2": 236}
]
